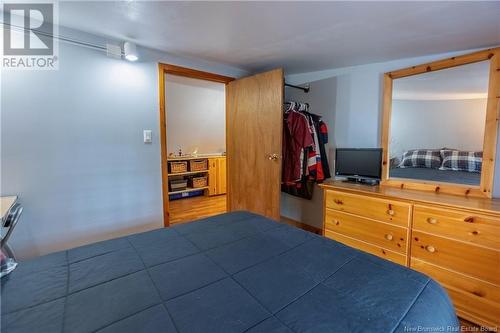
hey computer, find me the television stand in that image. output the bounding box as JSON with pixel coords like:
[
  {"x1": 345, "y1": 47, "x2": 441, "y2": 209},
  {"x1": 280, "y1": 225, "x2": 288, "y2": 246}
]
[{"x1": 343, "y1": 177, "x2": 379, "y2": 186}]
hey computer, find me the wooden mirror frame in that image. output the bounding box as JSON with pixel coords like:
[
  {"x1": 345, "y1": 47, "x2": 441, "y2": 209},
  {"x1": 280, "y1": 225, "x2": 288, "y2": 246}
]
[{"x1": 380, "y1": 48, "x2": 500, "y2": 198}]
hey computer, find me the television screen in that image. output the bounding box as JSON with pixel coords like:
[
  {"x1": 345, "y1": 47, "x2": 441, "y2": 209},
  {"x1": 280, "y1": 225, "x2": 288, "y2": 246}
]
[{"x1": 335, "y1": 148, "x2": 382, "y2": 180}]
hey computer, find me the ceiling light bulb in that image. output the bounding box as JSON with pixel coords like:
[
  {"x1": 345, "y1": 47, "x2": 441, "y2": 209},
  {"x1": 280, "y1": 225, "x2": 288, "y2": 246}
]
[
  {"x1": 125, "y1": 54, "x2": 138, "y2": 61},
  {"x1": 124, "y1": 42, "x2": 138, "y2": 61}
]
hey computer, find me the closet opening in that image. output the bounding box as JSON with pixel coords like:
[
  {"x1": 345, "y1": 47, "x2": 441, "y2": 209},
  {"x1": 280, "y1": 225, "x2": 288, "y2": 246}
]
[
  {"x1": 280, "y1": 78, "x2": 336, "y2": 234},
  {"x1": 158, "y1": 64, "x2": 234, "y2": 226}
]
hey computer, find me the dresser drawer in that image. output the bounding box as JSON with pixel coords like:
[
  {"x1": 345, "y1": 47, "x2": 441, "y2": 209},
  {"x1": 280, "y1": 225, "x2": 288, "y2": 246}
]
[
  {"x1": 325, "y1": 190, "x2": 410, "y2": 227},
  {"x1": 447, "y1": 287, "x2": 500, "y2": 330},
  {"x1": 413, "y1": 205, "x2": 500, "y2": 250},
  {"x1": 412, "y1": 231, "x2": 500, "y2": 285},
  {"x1": 325, "y1": 209, "x2": 408, "y2": 254},
  {"x1": 324, "y1": 229, "x2": 406, "y2": 266},
  {"x1": 411, "y1": 258, "x2": 500, "y2": 309},
  {"x1": 412, "y1": 258, "x2": 500, "y2": 328}
]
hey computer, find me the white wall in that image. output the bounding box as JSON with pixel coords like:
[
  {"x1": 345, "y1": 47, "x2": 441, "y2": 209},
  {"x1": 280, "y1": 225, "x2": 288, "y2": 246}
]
[
  {"x1": 165, "y1": 75, "x2": 225, "y2": 155},
  {"x1": 0, "y1": 27, "x2": 246, "y2": 259},
  {"x1": 390, "y1": 99, "x2": 487, "y2": 159},
  {"x1": 284, "y1": 48, "x2": 500, "y2": 227},
  {"x1": 280, "y1": 77, "x2": 336, "y2": 229}
]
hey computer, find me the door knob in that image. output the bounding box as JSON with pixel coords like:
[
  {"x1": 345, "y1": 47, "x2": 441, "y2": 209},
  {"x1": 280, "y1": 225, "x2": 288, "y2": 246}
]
[{"x1": 267, "y1": 153, "x2": 280, "y2": 161}]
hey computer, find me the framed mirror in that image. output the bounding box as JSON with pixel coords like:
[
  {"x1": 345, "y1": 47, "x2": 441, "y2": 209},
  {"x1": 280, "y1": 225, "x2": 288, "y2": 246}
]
[{"x1": 381, "y1": 48, "x2": 500, "y2": 198}]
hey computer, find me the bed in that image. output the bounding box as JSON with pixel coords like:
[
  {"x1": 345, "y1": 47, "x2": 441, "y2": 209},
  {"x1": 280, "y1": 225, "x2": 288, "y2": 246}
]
[
  {"x1": 1, "y1": 211, "x2": 458, "y2": 333},
  {"x1": 390, "y1": 167, "x2": 481, "y2": 186}
]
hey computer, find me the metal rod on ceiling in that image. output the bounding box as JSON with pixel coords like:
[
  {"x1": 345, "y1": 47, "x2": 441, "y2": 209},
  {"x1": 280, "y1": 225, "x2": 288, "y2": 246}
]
[
  {"x1": 3, "y1": 22, "x2": 111, "y2": 53},
  {"x1": 284, "y1": 82, "x2": 310, "y2": 93}
]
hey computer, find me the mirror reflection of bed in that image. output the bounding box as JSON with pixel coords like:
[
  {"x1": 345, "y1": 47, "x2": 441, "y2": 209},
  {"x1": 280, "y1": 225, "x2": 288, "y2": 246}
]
[{"x1": 388, "y1": 61, "x2": 489, "y2": 186}]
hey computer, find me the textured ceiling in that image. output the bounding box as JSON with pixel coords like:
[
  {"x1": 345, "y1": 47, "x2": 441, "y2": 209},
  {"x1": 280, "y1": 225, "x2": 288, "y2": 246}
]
[{"x1": 58, "y1": 1, "x2": 500, "y2": 74}]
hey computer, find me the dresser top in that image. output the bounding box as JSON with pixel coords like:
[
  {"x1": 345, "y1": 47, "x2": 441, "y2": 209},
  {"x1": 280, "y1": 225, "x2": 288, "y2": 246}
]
[{"x1": 320, "y1": 181, "x2": 500, "y2": 215}]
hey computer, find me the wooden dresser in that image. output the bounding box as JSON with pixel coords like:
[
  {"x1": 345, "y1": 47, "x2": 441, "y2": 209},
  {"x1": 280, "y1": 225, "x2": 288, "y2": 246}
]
[{"x1": 320, "y1": 181, "x2": 500, "y2": 329}]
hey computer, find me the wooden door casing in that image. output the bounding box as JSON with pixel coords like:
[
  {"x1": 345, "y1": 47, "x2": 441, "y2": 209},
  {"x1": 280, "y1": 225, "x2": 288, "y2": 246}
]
[
  {"x1": 158, "y1": 63, "x2": 234, "y2": 226},
  {"x1": 226, "y1": 69, "x2": 284, "y2": 220}
]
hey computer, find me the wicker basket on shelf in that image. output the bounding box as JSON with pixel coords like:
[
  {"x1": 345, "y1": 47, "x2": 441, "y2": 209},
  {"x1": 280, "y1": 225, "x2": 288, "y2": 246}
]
[
  {"x1": 191, "y1": 176, "x2": 208, "y2": 188},
  {"x1": 169, "y1": 179, "x2": 188, "y2": 192},
  {"x1": 189, "y1": 159, "x2": 208, "y2": 172},
  {"x1": 169, "y1": 161, "x2": 188, "y2": 174}
]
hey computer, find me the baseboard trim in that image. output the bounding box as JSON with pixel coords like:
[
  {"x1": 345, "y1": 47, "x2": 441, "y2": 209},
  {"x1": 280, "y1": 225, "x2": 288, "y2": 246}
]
[{"x1": 280, "y1": 216, "x2": 322, "y2": 235}]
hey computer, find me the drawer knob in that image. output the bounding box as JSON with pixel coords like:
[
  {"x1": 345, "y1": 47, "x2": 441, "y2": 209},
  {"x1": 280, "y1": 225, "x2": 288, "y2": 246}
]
[
  {"x1": 427, "y1": 217, "x2": 438, "y2": 225},
  {"x1": 425, "y1": 245, "x2": 436, "y2": 253},
  {"x1": 333, "y1": 219, "x2": 340, "y2": 226},
  {"x1": 464, "y1": 216, "x2": 475, "y2": 223},
  {"x1": 384, "y1": 234, "x2": 393, "y2": 241},
  {"x1": 386, "y1": 209, "x2": 395, "y2": 216},
  {"x1": 333, "y1": 199, "x2": 344, "y2": 205}
]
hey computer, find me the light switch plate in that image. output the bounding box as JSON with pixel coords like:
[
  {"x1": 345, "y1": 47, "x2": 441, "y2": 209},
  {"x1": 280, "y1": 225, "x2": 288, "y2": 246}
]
[{"x1": 143, "y1": 130, "x2": 152, "y2": 143}]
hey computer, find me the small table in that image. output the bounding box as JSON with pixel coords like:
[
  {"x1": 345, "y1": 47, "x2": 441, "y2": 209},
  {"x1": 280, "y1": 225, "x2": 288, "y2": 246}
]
[
  {"x1": 1, "y1": 196, "x2": 20, "y2": 259},
  {"x1": 1, "y1": 196, "x2": 18, "y2": 224}
]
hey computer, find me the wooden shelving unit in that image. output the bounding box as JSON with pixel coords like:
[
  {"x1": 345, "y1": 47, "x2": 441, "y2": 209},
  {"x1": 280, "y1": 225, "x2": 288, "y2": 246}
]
[
  {"x1": 168, "y1": 157, "x2": 210, "y2": 200},
  {"x1": 167, "y1": 155, "x2": 226, "y2": 200},
  {"x1": 168, "y1": 170, "x2": 208, "y2": 177},
  {"x1": 168, "y1": 186, "x2": 209, "y2": 195}
]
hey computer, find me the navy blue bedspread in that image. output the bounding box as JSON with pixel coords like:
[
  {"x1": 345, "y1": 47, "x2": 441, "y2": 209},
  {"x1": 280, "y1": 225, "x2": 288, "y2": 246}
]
[{"x1": 1, "y1": 211, "x2": 458, "y2": 333}]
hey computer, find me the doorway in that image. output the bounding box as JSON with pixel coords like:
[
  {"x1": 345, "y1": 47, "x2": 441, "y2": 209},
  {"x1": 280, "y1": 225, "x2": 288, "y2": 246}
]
[
  {"x1": 158, "y1": 64, "x2": 234, "y2": 226},
  {"x1": 159, "y1": 66, "x2": 285, "y2": 226}
]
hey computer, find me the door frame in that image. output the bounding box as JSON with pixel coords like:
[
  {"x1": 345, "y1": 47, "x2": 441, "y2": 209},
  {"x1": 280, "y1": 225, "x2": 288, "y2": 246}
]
[{"x1": 158, "y1": 63, "x2": 234, "y2": 227}]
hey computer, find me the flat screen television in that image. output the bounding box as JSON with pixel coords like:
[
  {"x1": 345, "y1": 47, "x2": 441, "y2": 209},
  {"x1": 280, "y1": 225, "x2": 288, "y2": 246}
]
[{"x1": 335, "y1": 148, "x2": 383, "y2": 184}]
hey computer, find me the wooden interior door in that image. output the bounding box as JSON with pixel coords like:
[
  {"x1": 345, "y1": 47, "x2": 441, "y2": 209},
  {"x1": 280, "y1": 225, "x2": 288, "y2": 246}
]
[{"x1": 226, "y1": 68, "x2": 283, "y2": 220}]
